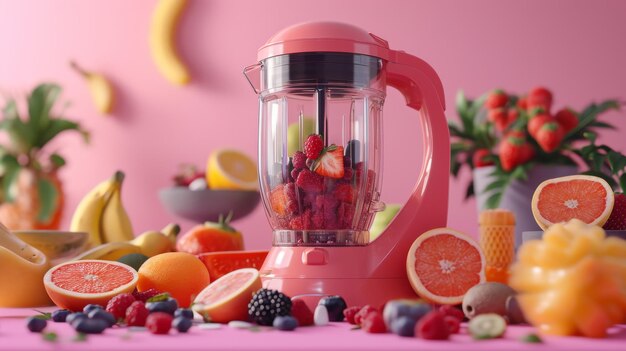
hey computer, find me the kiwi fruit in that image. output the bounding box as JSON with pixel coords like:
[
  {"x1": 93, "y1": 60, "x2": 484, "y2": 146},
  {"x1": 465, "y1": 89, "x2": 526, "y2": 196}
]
[{"x1": 462, "y1": 282, "x2": 516, "y2": 319}]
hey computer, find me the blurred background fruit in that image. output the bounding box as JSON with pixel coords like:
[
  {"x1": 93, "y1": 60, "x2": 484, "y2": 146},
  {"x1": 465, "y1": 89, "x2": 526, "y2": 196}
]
[
  {"x1": 369, "y1": 204, "x2": 401, "y2": 240},
  {"x1": 149, "y1": 0, "x2": 190, "y2": 85},
  {"x1": 176, "y1": 214, "x2": 244, "y2": 255},
  {"x1": 70, "y1": 61, "x2": 115, "y2": 114},
  {"x1": 287, "y1": 117, "x2": 316, "y2": 157},
  {"x1": 206, "y1": 149, "x2": 257, "y2": 190}
]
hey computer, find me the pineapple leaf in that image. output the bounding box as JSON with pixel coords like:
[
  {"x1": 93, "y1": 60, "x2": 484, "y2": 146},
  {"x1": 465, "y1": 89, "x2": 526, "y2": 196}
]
[
  {"x1": 37, "y1": 178, "x2": 58, "y2": 222},
  {"x1": 28, "y1": 84, "x2": 61, "y2": 135},
  {"x1": 36, "y1": 119, "x2": 84, "y2": 148}
]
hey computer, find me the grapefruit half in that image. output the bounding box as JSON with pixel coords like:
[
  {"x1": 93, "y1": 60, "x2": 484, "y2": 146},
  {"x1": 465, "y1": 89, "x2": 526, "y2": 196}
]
[
  {"x1": 531, "y1": 175, "x2": 614, "y2": 229},
  {"x1": 406, "y1": 228, "x2": 485, "y2": 305},
  {"x1": 192, "y1": 268, "x2": 262, "y2": 323},
  {"x1": 44, "y1": 260, "x2": 138, "y2": 311}
]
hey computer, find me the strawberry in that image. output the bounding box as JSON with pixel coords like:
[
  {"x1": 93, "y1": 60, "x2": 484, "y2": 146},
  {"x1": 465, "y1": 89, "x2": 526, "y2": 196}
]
[
  {"x1": 473, "y1": 149, "x2": 494, "y2": 168},
  {"x1": 527, "y1": 112, "x2": 554, "y2": 138},
  {"x1": 535, "y1": 122, "x2": 564, "y2": 153},
  {"x1": 527, "y1": 87, "x2": 553, "y2": 111},
  {"x1": 312, "y1": 145, "x2": 344, "y2": 179},
  {"x1": 290, "y1": 298, "x2": 314, "y2": 326},
  {"x1": 499, "y1": 131, "x2": 535, "y2": 171},
  {"x1": 488, "y1": 108, "x2": 509, "y2": 131},
  {"x1": 517, "y1": 96, "x2": 528, "y2": 110},
  {"x1": 604, "y1": 193, "x2": 626, "y2": 230},
  {"x1": 485, "y1": 90, "x2": 508, "y2": 109},
  {"x1": 555, "y1": 108, "x2": 578, "y2": 134}
]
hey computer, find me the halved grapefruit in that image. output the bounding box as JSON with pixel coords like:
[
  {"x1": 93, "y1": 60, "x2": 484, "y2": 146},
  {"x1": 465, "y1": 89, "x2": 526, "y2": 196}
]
[
  {"x1": 406, "y1": 228, "x2": 485, "y2": 305},
  {"x1": 531, "y1": 175, "x2": 614, "y2": 229},
  {"x1": 44, "y1": 260, "x2": 138, "y2": 311},
  {"x1": 192, "y1": 268, "x2": 262, "y2": 323}
]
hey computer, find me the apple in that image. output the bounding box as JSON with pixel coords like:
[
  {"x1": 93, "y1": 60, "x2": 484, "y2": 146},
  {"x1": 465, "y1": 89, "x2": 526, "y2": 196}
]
[
  {"x1": 287, "y1": 117, "x2": 316, "y2": 157},
  {"x1": 370, "y1": 204, "x2": 401, "y2": 240}
]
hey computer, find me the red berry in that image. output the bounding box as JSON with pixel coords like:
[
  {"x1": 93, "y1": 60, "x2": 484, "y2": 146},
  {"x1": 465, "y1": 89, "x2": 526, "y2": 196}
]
[
  {"x1": 133, "y1": 288, "x2": 161, "y2": 303},
  {"x1": 361, "y1": 312, "x2": 387, "y2": 333},
  {"x1": 555, "y1": 108, "x2": 578, "y2": 134},
  {"x1": 604, "y1": 193, "x2": 626, "y2": 230},
  {"x1": 354, "y1": 305, "x2": 378, "y2": 326},
  {"x1": 488, "y1": 108, "x2": 509, "y2": 132},
  {"x1": 415, "y1": 311, "x2": 450, "y2": 340},
  {"x1": 444, "y1": 316, "x2": 461, "y2": 334},
  {"x1": 290, "y1": 299, "x2": 314, "y2": 326},
  {"x1": 292, "y1": 151, "x2": 307, "y2": 169},
  {"x1": 439, "y1": 305, "x2": 464, "y2": 322},
  {"x1": 125, "y1": 301, "x2": 149, "y2": 327},
  {"x1": 343, "y1": 306, "x2": 362, "y2": 325},
  {"x1": 313, "y1": 146, "x2": 345, "y2": 179},
  {"x1": 333, "y1": 183, "x2": 355, "y2": 203},
  {"x1": 146, "y1": 312, "x2": 173, "y2": 335},
  {"x1": 472, "y1": 149, "x2": 493, "y2": 168},
  {"x1": 528, "y1": 87, "x2": 553, "y2": 111},
  {"x1": 517, "y1": 97, "x2": 528, "y2": 110},
  {"x1": 304, "y1": 135, "x2": 324, "y2": 160},
  {"x1": 527, "y1": 113, "x2": 554, "y2": 138},
  {"x1": 485, "y1": 90, "x2": 508, "y2": 109},
  {"x1": 499, "y1": 131, "x2": 535, "y2": 172},
  {"x1": 106, "y1": 293, "x2": 136, "y2": 320},
  {"x1": 535, "y1": 122, "x2": 565, "y2": 153},
  {"x1": 296, "y1": 169, "x2": 324, "y2": 193}
]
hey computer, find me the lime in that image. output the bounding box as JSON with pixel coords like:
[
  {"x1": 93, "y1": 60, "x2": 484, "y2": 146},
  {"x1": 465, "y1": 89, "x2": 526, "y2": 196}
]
[{"x1": 117, "y1": 253, "x2": 149, "y2": 271}]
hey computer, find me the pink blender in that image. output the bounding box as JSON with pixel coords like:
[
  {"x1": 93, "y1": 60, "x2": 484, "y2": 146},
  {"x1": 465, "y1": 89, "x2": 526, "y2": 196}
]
[{"x1": 244, "y1": 22, "x2": 449, "y2": 307}]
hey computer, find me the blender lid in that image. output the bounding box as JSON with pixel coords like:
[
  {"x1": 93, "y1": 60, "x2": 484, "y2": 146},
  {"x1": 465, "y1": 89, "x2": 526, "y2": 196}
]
[{"x1": 257, "y1": 21, "x2": 392, "y2": 61}]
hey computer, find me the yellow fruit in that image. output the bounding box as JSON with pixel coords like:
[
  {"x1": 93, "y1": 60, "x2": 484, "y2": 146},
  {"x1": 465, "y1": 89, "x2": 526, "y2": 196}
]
[
  {"x1": 206, "y1": 149, "x2": 258, "y2": 190},
  {"x1": 149, "y1": 0, "x2": 190, "y2": 85},
  {"x1": 137, "y1": 252, "x2": 210, "y2": 307},
  {"x1": 71, "y1": 61, "x2": 115, "y2": 114}
]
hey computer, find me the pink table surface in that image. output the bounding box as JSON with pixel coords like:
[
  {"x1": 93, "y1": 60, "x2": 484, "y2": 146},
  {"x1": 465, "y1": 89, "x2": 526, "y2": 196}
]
[{"x1": 1, "y1": 308, "x2": 625, "y2": 351}]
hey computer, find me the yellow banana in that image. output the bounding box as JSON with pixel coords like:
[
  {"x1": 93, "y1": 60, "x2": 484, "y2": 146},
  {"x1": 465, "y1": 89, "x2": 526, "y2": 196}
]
[
  {"x1": 70, "y1": 172, "x2": 122, "y2": 249},
  {"x1": 131, "y1": 223, "x2": 180, "y2": 257},
  {"x1": 100, "y1": 174, "x2": 134, "y2": 243},
  {"x1": 73, "y1": 241, "x2": 142, "y2": 261},
  {"x1": 149, "y1": 0, "x2": 190, "y2": 85},
  {"x1": 70, "y1": 61, "x2": 115, "y2": 114},
  {"x1": 161, "y1": 223, "x2": 180, "y2": 247}
]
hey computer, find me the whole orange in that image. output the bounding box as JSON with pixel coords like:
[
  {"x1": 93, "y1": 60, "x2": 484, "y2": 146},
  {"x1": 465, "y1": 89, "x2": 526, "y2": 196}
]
[
  {"x1": 137, "y1": 252, "x2": 210, "y2": 307},
  {"x1": 176, "y1": 215, "x2": 244, "y2": 255}
]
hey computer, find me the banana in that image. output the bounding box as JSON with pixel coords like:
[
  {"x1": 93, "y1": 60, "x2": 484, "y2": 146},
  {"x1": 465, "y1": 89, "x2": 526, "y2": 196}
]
[
  {"x1": 70, "y1": 172, "x2": 122, "y2": 249},
  {"x1": 149, "y1": 0, "x2": 190, "y2": 85},
  {"x1": 161, "y1": 223, "x2": 181, "y2": 247},
  {"x1": 73, "y1": 241, "x2": 142, "y2": 261},
  {"x1": 70, "y1": 61, "x2": 115, "y2": 114},
  {"x1": 100, "y1": 173, "x2": 134, "y2": 243},
  {"x1": 131, "y1": 223, "x2": 180, "y2": 257}
]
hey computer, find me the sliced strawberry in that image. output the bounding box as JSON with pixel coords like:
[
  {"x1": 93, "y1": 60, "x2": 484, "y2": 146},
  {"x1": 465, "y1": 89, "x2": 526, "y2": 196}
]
[{"x1": 313, "y1": 145, "x2": 345, "y2": 179}]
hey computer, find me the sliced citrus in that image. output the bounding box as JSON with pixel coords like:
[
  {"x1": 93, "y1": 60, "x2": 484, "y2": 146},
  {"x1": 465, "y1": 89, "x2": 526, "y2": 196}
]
[
  {"x1": 43, "y1": 260, "x2": 138, "y2": 311},
  {"x1": 193, "y1": 268, "x2": 262, "y2": 323},
  {"x1": 406, "y1": 228, "x2": 486, "y2": 305},
  {"x1": 531, "y1": 175, "x2": 614, "y2": 229},
  {"x1": 206, "y1": 149, "x2": 258, "y2": 190},
  {"x1": 197, "y1": 250, "x2": 268, "y2": 280}
]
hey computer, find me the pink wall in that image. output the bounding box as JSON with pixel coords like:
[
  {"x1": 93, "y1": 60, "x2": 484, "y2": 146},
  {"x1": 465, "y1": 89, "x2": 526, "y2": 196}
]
[{"x1": 1, "y1": 0, "x2": 625, "y2": 249}]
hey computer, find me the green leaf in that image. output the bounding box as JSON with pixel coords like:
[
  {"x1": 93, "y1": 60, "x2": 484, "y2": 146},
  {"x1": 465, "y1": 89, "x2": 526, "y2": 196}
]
[
  {"x1": 50, "y1": 153, "x2": 66, "y2": 168},
  {"x1": 2, "y1": 99, "x2": 19, "y2": 120},
  {"x1": 456, "y1": 90, "x2": 469, "y2": 119},
  {"x1": 465, "y1": 182, "x2": 475, "y2": 200},
  {"x1": 1, "y1": 163, "x2": 20, "y2": 202},
  {"x1": 580, "y1": 170, "x2": 617, "y2": 188},
  {"x1": 36, "y1": 178, "x2": 58, "y2": 222},
  {"x1": 591, "y1": 153, "x2": 605, "y2": 172},
  {"x1": 520, "y1": 333, "x2": 543, "y2": 343},
  {"x1": 42, "y1": 332, "x2": 58, "y2": 343},
  {"x1": 483, "y1": 179, "x2": 508, "y2": 193},
  {"x1": 589, "y1": 121, "x2": 616, "y2": 130},
  {"x1": 36, "y1": 118, "x2": 82, "y2": 148},
  {"x1": 73, "y1": 333, "x2": 87, "y2": 342},
  {"x1": 620, "y1": 173, "x2": 626, "y2": 193},
  {"x1": 608, "y1": 151, "x2": 626, "y2": 174},
  {"x1": 28, "y1": 83, "x2": 61, "y2": 134},
  {"x1": 33, "y1": 310, "x2": 52, "y2": 320},
  {"x1": 486, "y1": 190, "x2": 504, "y2": 209},
  {"x1": 147, "y1": 293, "x2": 171, "y2": 302}
]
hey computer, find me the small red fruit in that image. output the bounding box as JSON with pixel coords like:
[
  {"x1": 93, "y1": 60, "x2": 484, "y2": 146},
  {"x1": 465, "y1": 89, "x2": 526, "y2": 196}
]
[
  {"x1": 290, "y1": 298, "x2": 314, "y2": 326},
  {"x1": 535, "y1": 122, "x2": 565, "y2": 153},
  {"x1": 488, "y1": 108, "x2": 509, "y2": 131},
  {"x1": 343, "y1": 306, "x2": 362, "y2": 325},
  {"x1": 106, "y1": 293, "x2": 136, "y2": 320},
  {"x1": 517, "y1": 97, "x2": 528, "y2": 110},
  {"x1": 485, "y1": 90, "x2": 508, "y2": 109},
  {"x1": 527, "y1": 87, "x2": 553, "y2": 111},
  {"x1": 125, "y1": 301, "x2": 149, "y2": 327},
  {"x1": 361, "y1": 312, "x2": 387, "y2": 333},
  {"x1": 133, "y1": 288, "x2": 161, "y2": 303},
  {"x1": 313, "y1": 145, "x2": 345, "y2": 179},
  {"x1": 304, "y1": 135, "x2": 324, "y2": 160},
  {"x1": 527, "y1": 112, "x2": 554, "y2": 138},
  {"x1": 472, "y1": 149, "x2": 494, "y2": 168},
  {"x1": 415, "y1": 311, "x2": 450, "y2": 340},
  {"x1": 555, "y1": 108, "x2": 578, "y2": 134},
  {"x1": 146, "y1": 312, "x2": 173, "y2": 335},
  {"x1": 444, "y1": 316, "x2": 461, "y2": 334},
  {"x1": 499, "y1": 131, "x2": 535, "y2": 171},
  {"x1": 604, "y1": 193, "x2": 626, "y2": 230},
  {"x1": 439, "y1": 305, "x2": 464, "y2": 322},
  {"x1": 354, "y1": 305, "x2": 378, "y2": 326}
]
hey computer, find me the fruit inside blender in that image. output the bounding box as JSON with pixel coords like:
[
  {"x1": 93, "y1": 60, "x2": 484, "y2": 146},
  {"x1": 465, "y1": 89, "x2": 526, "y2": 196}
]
[{"x1": 259, "y1": 87, "x2": 385, "y2": 246}]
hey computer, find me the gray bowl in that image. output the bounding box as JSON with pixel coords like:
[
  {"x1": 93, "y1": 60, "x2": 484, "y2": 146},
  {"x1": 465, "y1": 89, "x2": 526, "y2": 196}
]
[
  {"x1": 159, "y1": 187, "x2": 261, "y2": 223},
  {"x1": 523, "y1": 230, "x2": 626, "y2": 242}
]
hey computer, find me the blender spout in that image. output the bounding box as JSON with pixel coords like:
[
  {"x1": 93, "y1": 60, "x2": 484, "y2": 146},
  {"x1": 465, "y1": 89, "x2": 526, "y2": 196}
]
[{"x1": 243, "y1": 63, "x2": 262, "y2": 94}]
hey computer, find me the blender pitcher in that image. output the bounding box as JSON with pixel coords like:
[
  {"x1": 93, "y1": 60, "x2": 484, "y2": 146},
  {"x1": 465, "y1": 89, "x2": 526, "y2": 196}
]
[{"x1": 244, "y1": 22, "x2": 450, "y2": 307}]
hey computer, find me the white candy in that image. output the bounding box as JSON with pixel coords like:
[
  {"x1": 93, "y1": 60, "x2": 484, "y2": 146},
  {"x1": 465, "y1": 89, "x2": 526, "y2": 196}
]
[
  {"x1": 228, "y1": 321, "x2": 254, "y2": 329},
  {"x1": 314, "y1": 305, "x2": 329, "y2": 326},
  {"x1": 188, "y1": 178, "x2": 208, "y2": 191},
  {"x1": 198, "y1": 323, "x2": 222, "y2": 330}
]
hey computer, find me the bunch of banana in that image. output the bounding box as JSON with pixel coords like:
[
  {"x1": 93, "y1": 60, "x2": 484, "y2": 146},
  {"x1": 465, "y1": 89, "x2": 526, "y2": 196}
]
[
  {"x1": 72, "y1": 224, "x2": 180, "y2": 261},
  {"x1": 70, "y1": 171, "x2": 134, "y2": 248}
]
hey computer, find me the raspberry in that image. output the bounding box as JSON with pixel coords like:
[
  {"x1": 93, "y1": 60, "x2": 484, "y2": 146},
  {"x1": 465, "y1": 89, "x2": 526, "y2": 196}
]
[
  {"x1": 444, "y1": 316, "x2": 460, "y2": 334},
  {"x1": 125, "y1": 301, "x2": 149, "y2": 327},
  {"x1": 334, "y1": 183, "x2": 355, "y2": 203},
  {"x1": 311, "y1": 211, "x2": 324, "y2": 229},
  {"x1": 304, "y1": 134, "x2": 324, "y2": 160},
  {"x1": 296, "y1": 169, "x2": 323, "y2": 193},
  {"x1": 146, "y1": 312, "x2": 173, "y2": 334},
  {"x1": 292, "y1": 151, "x2": 307, "y2": 169},
  {"x1": 361, "y1": 312, "x2": 386, "y2": 333},
  {"x1": 354, "y1": 305, "x2": 378, "y2": 326},
  {"x1": 415, "y1": 311, "x2": 450, "y2": 340},
  {"x1": 106, "y1": 293, "x2": 136, "y2": 320},
  {"x1": 338, "y1": 202, "x2": 355, "y2": 229},
  {"x1": 343, "y1": 306, "x2": 361, "y2": 324},
  {"x1": 439, "y1": 305, "x2": 464, "y2": 322},
  {"x1": 290, "y1": 298, "x2": 314, "y2": 326},
  {"x1": 343, "y1": 167, "x2": 353, "y2": 180},
  {"x1": 133, "y1": 288, "x2": 161, "y2": 302},
  {"x1": 289, "y1": 210, "x2": 312, "y2": 230},
  {"x1": 291, "y1": 168, "x2": 302, "y2": 182}
]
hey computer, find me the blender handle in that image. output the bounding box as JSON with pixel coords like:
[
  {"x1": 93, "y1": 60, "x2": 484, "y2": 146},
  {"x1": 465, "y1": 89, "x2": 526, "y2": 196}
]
[{"x1": 372, "y1": 51, "x2": 449, "y2": 273}]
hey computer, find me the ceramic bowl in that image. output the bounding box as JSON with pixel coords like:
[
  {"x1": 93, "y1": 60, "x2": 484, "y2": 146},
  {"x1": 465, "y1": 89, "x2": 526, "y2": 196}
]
[
  {"x1": 14, "y1": 230, "x2": 88, "y2": 262},
  {"x1": 159, "y1": 187, "x2": 261, "y2": 223}
]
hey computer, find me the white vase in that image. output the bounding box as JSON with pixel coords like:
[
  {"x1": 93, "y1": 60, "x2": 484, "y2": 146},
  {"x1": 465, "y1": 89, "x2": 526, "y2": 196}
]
[{"x1": 473, "y1": 164, "x2": 578, "y2": 249}]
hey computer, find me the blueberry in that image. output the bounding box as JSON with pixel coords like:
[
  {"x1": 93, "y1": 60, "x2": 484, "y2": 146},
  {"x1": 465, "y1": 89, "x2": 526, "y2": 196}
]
[
  {"x1": 83, "y1": 304, "x2": 103, "y2": 314},
  {"x1": 73, "y1": 318, "x2": 108, "y2": 334},
  {"x1": 391, "y1": 316, "x2": 417, "y2": 337},
  {"x1": 407, "y1": 303, "x2": 431, "y2": 322},
  {"x1": 88, "y1": 309, "x2": 116, "y2": 327},
  {"x1": 26, "y1": 317, "x2": 47, "y2": 333},
  {"x1": 273, "y1": 315, "x2": 298, "y2": 331},
  {"x1": 318, "y1": 295, "x2": 347, "y2": 322},
  {"x1": 51, "y1": 309, "x2": 71, "y2": 323},
  {"x1": 146, "y1": 298, "x2": 178, "y2": 315},
  {"x1": 66, "y1": 312, "x2": 88, "y2": 326},
  {"x1": 172, "y1": 317, "x2": 192, "y2": 333},
  {"x1": 174, "y1": 308, "x2": 194, "y2": 320}
]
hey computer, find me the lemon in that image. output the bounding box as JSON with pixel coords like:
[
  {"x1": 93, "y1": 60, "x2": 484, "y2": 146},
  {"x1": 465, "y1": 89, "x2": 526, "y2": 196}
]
[{"x1": 206, "y1": 149, "x2": 258, "y2": 190}]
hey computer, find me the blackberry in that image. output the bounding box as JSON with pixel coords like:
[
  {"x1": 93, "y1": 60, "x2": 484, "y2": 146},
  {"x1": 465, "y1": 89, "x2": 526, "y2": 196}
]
[{"x1": 247, "y1": 289, "x2": 292, "y2": 326}]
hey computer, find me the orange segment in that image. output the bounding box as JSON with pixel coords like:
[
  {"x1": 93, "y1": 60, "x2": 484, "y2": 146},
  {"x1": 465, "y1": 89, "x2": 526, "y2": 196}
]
[
  {"x1": 406, "y1": 228, "x2": 486, "y2": 305},
  {"x1": 532, "y1": 175, "x2": 614, "y2": 229}
]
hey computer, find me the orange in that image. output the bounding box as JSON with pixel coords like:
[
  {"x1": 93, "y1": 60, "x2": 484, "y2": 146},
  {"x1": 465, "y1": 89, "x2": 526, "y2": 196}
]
[
  {"x1": 531, "y1": 175, "x2": 614, "y2": 229},
  {"x1": 406, "y1": 228, "x2": 486, "y2": 305},
  {"x1": 197, "y1": 250, "x2": 268, "y2": 280},
  {"x1": 137, "y1": 252, "x2": 210, "y2": 307},
  {"x1": 43, "y1": 260, "x2": 137, "y2": 311},
  {"x1": 193, "y1": 268, "x2": 262, "y2": 323},
  {"x1": 176, "y1": 216, "x2": 244, "y2": 255}
]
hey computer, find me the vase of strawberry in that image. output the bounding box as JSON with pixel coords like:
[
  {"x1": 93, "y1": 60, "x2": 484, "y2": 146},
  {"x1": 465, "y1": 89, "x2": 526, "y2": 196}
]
[{"x1": 450, "y1": 86, "x2": 623, "y2": 246}]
